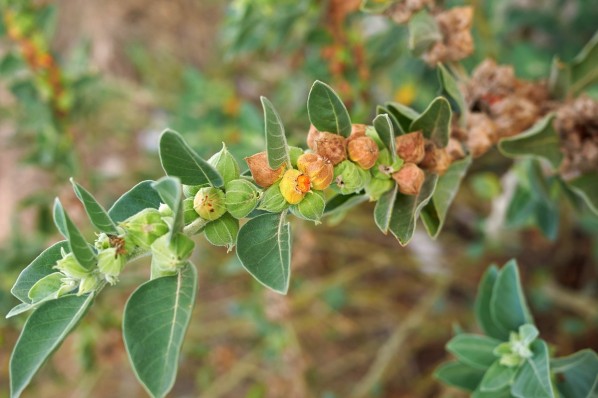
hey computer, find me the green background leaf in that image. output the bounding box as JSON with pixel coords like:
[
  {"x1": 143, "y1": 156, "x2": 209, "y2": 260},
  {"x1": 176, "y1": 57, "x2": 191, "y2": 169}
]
[
  {"x1": 261, "y1": 96, "x2": 291, "y2": 169},
  {"x1": 236, "y1": 212, "x2": 291, "y2": 294},
  {"x1": 408, "y1": 10, "x2": 441, "y2": 56},
  {"x1": 53, "y1": 199, "x2": 96, "y2": 270},
  {"x1": 109, "y1": 180, "x2": 163, "y2": 223},
  {"x1": 570, "y1": 30, "x2": 598, "y2": 94},
  {"x1": 567, "y1": 172, "x2": 598, "y2": 216},
  {"x1": 123, "y1": 264, "x2": 198, "y2": 398},
  {"x1": 307, "y1": 80, "x2": 352, "y2": 137},
  {"x1": 480, "y1": 361, "x2": 516, "y2": 392},
  {"x1": 409, "y1": 96, "x2": 451, "y2": 148},
  {"x1": 386, "y1": 102, "x2": 420, "y2": 132},
  {"x1": 71, "y1": 179, "x2": 118, "y2": 234},
  {"x1": 475, "y1": 265, "x2": 506, "y2": 340},
  {"x1": 10, "y1": 294, "x2": 94, "y2": 398},
  {"x1": 552, "y1": 349, "x2": 598, "y2": 398},
  {"x1": 159, "y1": 129, "x2": 222, "y2": 186}
]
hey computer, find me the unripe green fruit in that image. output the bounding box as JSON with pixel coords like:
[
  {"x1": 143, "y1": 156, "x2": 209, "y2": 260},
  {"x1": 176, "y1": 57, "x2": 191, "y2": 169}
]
[
  {"x1": 225, "y1": 179, "x2": 261, "y2": 219},
  {"x1": 150, "y1": 233, "x2": 195, "y2": 278},
  {"x1": 183, "y1": 197, "x2": 200, "y2": 224},
  {"x1": 333, "y1": 160, "x2": 370, "y2": 194},
  {"x1": 194, "y1": 187, "x2": 226, "y2": 221},
  {"x1": 259, "y1": 181, "x2": 289, "y2": 213},
  {"x1": 208, "y1": 143, "x2": 240, "y2": 186},
  {"x1": 78, "y1": 273, "x2": 101, "y2": 295},
  {"x1": 120, "y1": 208, "x2": 169, "y2": 250},
  {"x1": 291, "y1": 190, "x2": 326, "y2": 224},
  {"x1": 204, "y1": 213, "x2": 239, "y2": 252}
]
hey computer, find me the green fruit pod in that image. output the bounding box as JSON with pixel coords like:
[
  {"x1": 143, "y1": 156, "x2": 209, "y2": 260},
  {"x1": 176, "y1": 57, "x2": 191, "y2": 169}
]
[
  {"x1": 258, "y1": 181, "x2": 290, "y2": 212},
  {"x1": 194, "y1": 187, "x2": 227, "y2": 221},
  {"x1": 225, "y1": 179, "x2": 261, "y2": 219},
  {"x1": 183, "y1": 184, "x2": 204, "y2": 198},
  {"x1": 204, "y1": 213, "x2": 239, "y2": 252},
  {"x1": 365, "y1": 177, "x2": 394, "y2": 202},
  {"x1": 150, "y1": 233, "x2": 195, "y2": 278},
  {"x1": 208, "y1": 143, "x2": 240, "y2": 186},
  {"x1": 333, "y1": 160, "x2": 370, "y2": 195},
  {"x1": 291, "y1": 190, "x2": 326, "y2": 224},
  {"x1": 120, "y1": 208, "x2": 169, "y2": 250},
  {"x1": 183, "y1": 197, "x2": 200, "y2": 224}
]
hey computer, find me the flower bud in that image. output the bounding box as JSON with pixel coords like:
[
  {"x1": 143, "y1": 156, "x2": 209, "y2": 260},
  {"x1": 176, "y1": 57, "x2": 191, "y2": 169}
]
[
  {"x1": 209, "y1": 143, "x2": 240, "y2": 185},
  {"x1": 78, "y1": 273, "x2": 101, "y2": 295},
  {"x1": 365, "y1": 177, "x2": 395, "y2": 201},
  {"x1": 204, "y1": 213, "x2": 239, "y2": 252},
  {"x1": 348, "y1": 136, "x2": 379, "y2": 169},
  {"x1": 288, "y1": 146, "x2": 304, "y2": 168},
  {"x1": 54, "y1": 249, "x2": 91, "y2": 279},
  {"x1": 307, "y1": 126, "x2": 347, "y2": 165},
  {"x1": 395, "y1": 131, "x2": 425, "y2": 164},
  {"x1": 420, "y1": 141, "x2": 451, "y2": 175},
  {"x1": 245, "y1": 151, "x2": 285, "y2": 188},
  {"x1": 225, "y1": 179, "x2": 261, "y2": 219},
  {"x1": 194, "y1": 187, "x2": 227, "y2": 221},
  {"x1": 333, "y1": 160, "x2": 370, "y2": 194},
  {"x1": 259, "y1": 181, "x2": 290, "y2": 212},
  {"x1": 97, "y1": 247, "x2": 126, "y2": 284},
  {"x1": 297, "y1": 153, "x2": 333, "y2": 190},
  {"x1": 291, "y1": 190, "x2": 326, "y2": 224},
  {"x1": 183, "y1": 197, "x2": 200, "y2": 224},
  {"x1": 120, "y1": 208, "x2": 169, "y2": 250},
  {"x1": 150, "y1": 233, "x2": 195, "y2": 278},
  {"x1": 280, "y1": 169, "x2": 310, "y2": 204},
  {"x1": 392, "y1": 163, "x2": 425, "y2": 196}
]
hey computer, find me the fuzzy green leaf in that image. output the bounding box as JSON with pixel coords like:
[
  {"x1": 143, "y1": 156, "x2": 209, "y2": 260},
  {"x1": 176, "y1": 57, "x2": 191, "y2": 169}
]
[
  {"x1": 53, "y1": 199, "x2": 96, "y2": 270},
  {"x1": 421, "y1": 156, "x2": 472, "y2": 238},
  {"x1": 159, "y1": 129, "x2": 222, "y2": 186},
  {"x1": 323, "y1": 193, "x2": 368, "y2": 217},
  {"x1": 512, "y1": 340, "x2": 556, "y2": 398},
  {"x1": 498, "y1": 114, "x2": 563, "y2": 170},
  {"x1": 408, "y1": 10, "x2": 441, "y2": 56},
  {"x1": 152, "y1": 177, "x2": 184, "y2": 240},
  {"x1": 108, "y1": 180, "x2": 163, "y2": 223},
  {"x1": 475, "y1": 265, "x2": 506, "y2": 340},
  {"x1": 570, "y1": 30, "x2": 598, "y2": 94},
  {"x1": 71, "y1": 179, "x2": 118, "y2": 234},
  {"x1": 480, "y1": 361, "x2": 516, "y2": 392},
  {"x1": 123, "y1": 263, "x2": 197, "y2": 398},
  {"x1": 260, "y1": 96, "x2": 291, "y2": 169},
  {"x1": 376, "y1": 105, "x2": 404, "y2": 135},
  {"x1": 10, "y1": 294, "x2": 94, "y2": 398},
  {"x1": 552, "y1": 349, "x2": 598, "y2": 398},
  {"x1": 434, "y1": 361, "x2": 485, "y2": 392},
  {"x1": 236, "y1": 212, "x2": 291, "y2": 294},
  {"x1": 438, "y1": 63, "x2": 467, "y2": 126},
  {"x1": 446, "y1": 334, "x2": 502, "y2": 370},
  {"x1": 410, "y1": 96, "x2": 452, "y2": 148},
  {"x1": 490, "y1": 260, "x2": 534, "y2": 336},
  {"x1": 11, "y1": 241, "x2": 69, "y2": 304},
  {"x1": 307, "y1": 81, "x2": 352, "y2": 137},
  {"x1": 373, "y1": 114, "x2": 398, "y2": 162},
  {"x1": 374, "y1": 184, "x2": 399, "y2": 234},
  {"x1": 386, "y1": 102, "x2": 420, "y2": 132},
  {"x1": 567, "y1": 172, "x2": 598, "y2": 216}
]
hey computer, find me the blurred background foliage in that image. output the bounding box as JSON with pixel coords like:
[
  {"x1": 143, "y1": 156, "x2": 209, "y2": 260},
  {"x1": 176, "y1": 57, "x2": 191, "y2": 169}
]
[{"x1": 0, "y1": 0, "x2": 597, "y2": 397}]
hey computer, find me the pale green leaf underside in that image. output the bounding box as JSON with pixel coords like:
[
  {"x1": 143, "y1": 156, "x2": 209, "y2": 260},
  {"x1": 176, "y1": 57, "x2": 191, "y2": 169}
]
[
  {"x1": 261, "y1": 96, "x2": 291, "y2": 169},
  {"x1": 571, "y1": 30, "x2": 598, "y2": 94},
  {"x1": 236, "y1": 212, "x2": 291, "y2": 294},
  {"x1": 10, "y1": 294, "x2": 94, "y2": 398},
  {"x1": 307, "y1": 80, "x2": 352, "y2": 137},
  {"x1": 498, "y1": 114, "x2": 563, "y2": 170},
  {"x1": 108, "y1": 180, "x2": 163, "y2": 223},
  {"x1": 410, "y1": 96, "x2": 451, "y2": 148},
  {"x1": 71, "y1": 178, "x2": 118, "y2": 234},
  {"x1": 159, "y1": 129, "x2": 222, "y2": 186},
  {"x1": 53, "y1": 199, "x2": 96, "y2": 269},
  {"x1": 123, "y1": 264, "x2": 198, "y2": 398}
]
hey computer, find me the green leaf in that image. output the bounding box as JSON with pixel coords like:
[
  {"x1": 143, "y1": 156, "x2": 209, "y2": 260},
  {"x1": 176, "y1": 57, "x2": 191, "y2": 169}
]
[
  {"x1": 10, "y1": 294, "x2": 94, "y2": 398},
  {"x1": 498, "y1": 114, "x2": 563, "y2": 170},
  {"x1": 490, "y1": 260, "x2": 534, "y2": 336},
  {"x1": 421, "y1": 156, "x2": 472, "y2": 238},
  {"x1": 548, "y1": 56, "x2": 571, "y2": 99},
  {"x1": 408, "y1": 10, "x2": 441, "y2": 56},
  {"x1": 567, "y1": 172, "x2": 598, "y2": 216},
  {"x1": 108, "y1": 180, "x2": 163, "y2": 223},
  {"x1": 512, "y1": 340, "x2": 556, "y2": 398},
  {"x1": 376, "y1": 105, "x2": 404, "y2": 135},
  {"x1": 261, "y1": 96, "x2": 291, "y2": 170},
  {"x1": 307, "y1": 81, "x2": 352, "y2": 137},
  {"x1": 434, "y1": 361, "x2": 485, "y2": 392},
  {"x1": 28, "y1": 272, "x2": 64, "y2": 303},
  {"x1": 236, "y1": 212, "x2": 291, "y2": 294},
  {"x1": 373, "y1": 114, "x2": 398, "y2": 162},
  {"x1": 323, "y1": 193, "x2": 368, "y2": 217},
  {"x1": 53, "y1": 199, "x2": 96, "y2": 270},
  {"x1": 437, "y1": 63, "x2": 467, "y2": 126},
  {"x1": 389, "y1": 174, "x2": 439, "y2": 245},
  {"x1": 123, "y1": 263, "x2": 198, "y2": 398},
  {"x1": 70, "y1": 179, "x2": 118, "y2": 234},
  {"x1": 480, "y1": 361, "x2": 516, "y2": 392},
  {"x1": 11, "y1": 241, "x2": 69, "y2": 304},
  {"x1": 473, "y1": 386, "x2": 514, "y2": 398},
  {"x1": 552, "y1": 349, "x2": 598, "y2": 398},
  {"x1": 446, "y1": 334, "x2": 502, "y2": 370},
  {"x1": 410, "y1": 97, "x2": 452, "y2": 148},
  {"x1": 360, "y1": 0, "x2": 395, "y2": 13},
  {"x1": 374, "y1": 184, "x2": 399, "y2": 234},
  {"x1": 386, "y1": 102, "x2": 420, "y2": 132},
  {"x1": 159, "y1": 129, "x2": 222, "y2": 186},
  {"x1": 152, "y1": 177, "x2": 184, "y2": 240},
  {"x1": 570, "y1": 30, "x2": 598, "y2": 94},
  {"x1": 475, "y1": 265, "x2": 506, "y2": 340}
]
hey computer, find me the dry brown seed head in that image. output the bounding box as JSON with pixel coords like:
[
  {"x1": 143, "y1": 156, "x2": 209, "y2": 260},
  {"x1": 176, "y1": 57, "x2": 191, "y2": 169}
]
[
  {"x1": 314, "y1": 132, "x2": 347, "y2": 165},
  {"x1": 392, "y1": 163, "x2": 425, "y2": 196},
  {"x1": 395, "y1": 131, "x2": 426, "y2": 164},
  {"x1": 348, "y1": 136, "x2": 379, "y2": 169},
  {"x1": 245, "y1": 151, "x2": 286, "y2": 188},
  {"x1": 446, "y1": 137, "x2": 466, "y2": 161}
]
